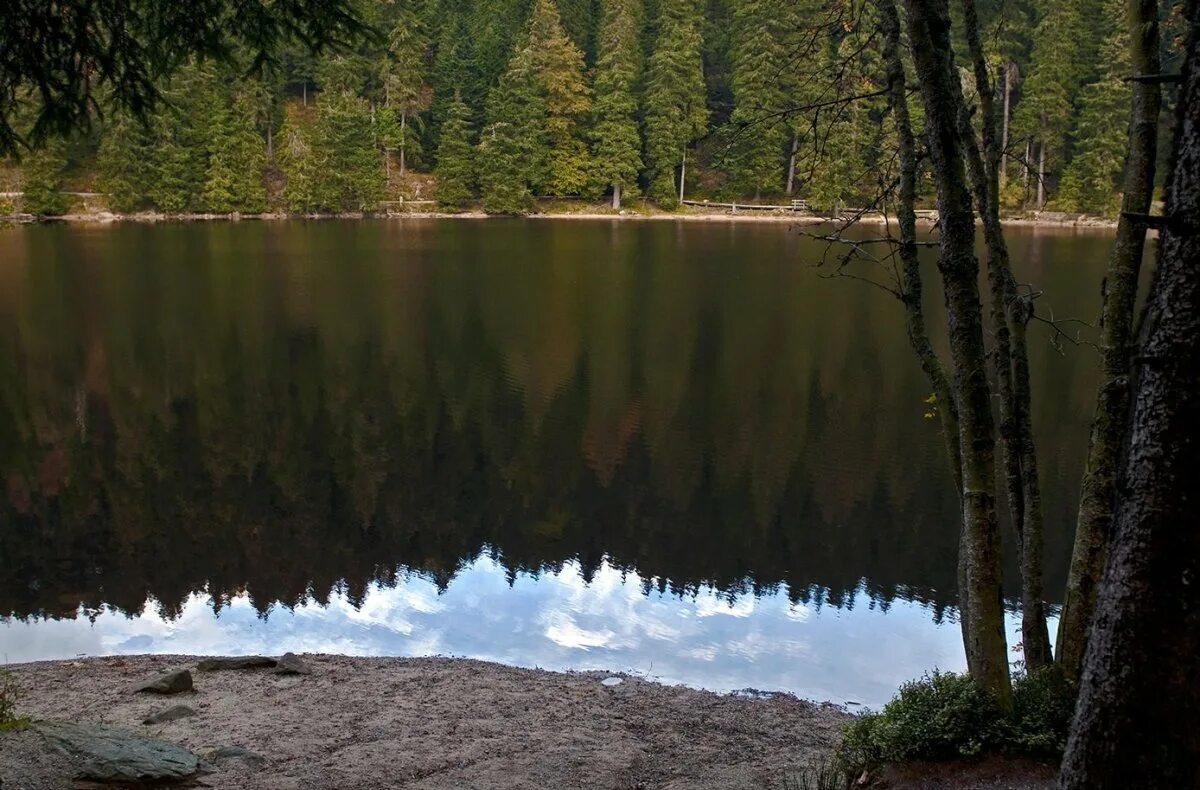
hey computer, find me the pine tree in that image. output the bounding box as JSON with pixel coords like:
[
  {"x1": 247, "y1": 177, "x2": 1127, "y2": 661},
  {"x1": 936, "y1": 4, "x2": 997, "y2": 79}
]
[
  {"x1": 1056, "y1": 0, "x2": 1128, "y2": 215},
  {"x1": 202, "y1": 88, "x2": 268, "y2": 213},
  {"x1": 435, "y1": 91, "x2": 476, "y2": 207},
  {"x1": 314, "y1": 91, "x2": 388, "y2": 211},
  {"x1": 479, "y1": 0, "x2": 592, "y2": 209},
  {"x1": 1013, "y1": 0, "x2": 1087, "y2": 208},
  {"x1": 727, "y1": 0, "x2": 787, "y2": 199},
  {"x1": 20, "y1": 140, "x2": 71, "y2": 215},
  {"x1": 643, "y1": 0, "x2": 707, "y2": 206},
  {"x1": 147, "y1": 65, "x2": 212, "y2": 212},
  {"x1": 98, "y1": 112, "x2": 156, "y2": 212},
  {"x1": 383, "y1": 0, "x2": 433, "y2": 175},
  {"x1": 590, "y1": 0, "x2": 643, "y2": 208},
  {"x1": 279, "y1": 104, "x2": 323, "y2": 212}
]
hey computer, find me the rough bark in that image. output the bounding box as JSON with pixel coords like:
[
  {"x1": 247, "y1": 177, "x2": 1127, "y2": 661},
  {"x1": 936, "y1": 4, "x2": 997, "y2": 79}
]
[
  {"x1": 1057, "y1": 0, "x2": 1163, "y2": 684},
  {"x1": 904, "y1": 0, "x2": 1012, "y2": 707},
  {"x1": 1000, "y1": 64, "x2": 1010, "y2": 190},
  {"x1": 879, "y1": 0, "x2": 968, "y2": 645},
  {"x1": 1060, "y1": 6, "x2": 1200, "y2": 783},
  {"x1": 786, "y1": 132, "x2": 799, "y2": 195},
  {"x1": 960, "y1": 0, "x2": 1052, "y2": 671}
]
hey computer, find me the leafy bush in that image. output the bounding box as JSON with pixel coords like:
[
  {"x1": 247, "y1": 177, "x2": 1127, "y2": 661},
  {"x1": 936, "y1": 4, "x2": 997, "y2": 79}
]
[
  {"x1": 837, "y1": 668, "x2": 1075, "y2": 774},
  {"x1": 0, "y1": 667, "x2": 31, "y2": 731}
]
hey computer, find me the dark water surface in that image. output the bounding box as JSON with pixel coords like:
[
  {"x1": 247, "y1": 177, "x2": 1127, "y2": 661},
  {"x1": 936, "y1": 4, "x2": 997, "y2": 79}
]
[{"x1": 0, "y1": 219, "x2": 1115, "y2": 706}]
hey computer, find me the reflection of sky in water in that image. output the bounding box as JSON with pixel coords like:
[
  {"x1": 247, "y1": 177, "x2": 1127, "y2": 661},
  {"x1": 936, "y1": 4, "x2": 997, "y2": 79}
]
[{"x1": 0, "y1": 558, "x2": 1046, "y2": 709}]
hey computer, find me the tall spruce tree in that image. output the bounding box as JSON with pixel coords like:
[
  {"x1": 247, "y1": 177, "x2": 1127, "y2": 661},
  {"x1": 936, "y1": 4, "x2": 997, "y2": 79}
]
[
  {"x1": 727, "y1": 0, "x2": 788, "y2": 199},
  {"x1": 643, "y1": 0, "x2": 707, "y2": 206},
  {"x1": 478, "y1": 66, "x2": 542, "y2": 212},
  {"x1": 383, "y1": 0, "x2": 433, "y2": 175},
  {"x1": 202, "y1": 87, "x2": 268, "y2": 213},
  {"x1": 435, "y1": 91, "x2": 476, "y2": 207},
  {"x1": 1056, "y1": 0, "x2": 1129, "y2": 215},
  {"x1": 590, "y1": 0, "x2": 644, "y2": 208}
]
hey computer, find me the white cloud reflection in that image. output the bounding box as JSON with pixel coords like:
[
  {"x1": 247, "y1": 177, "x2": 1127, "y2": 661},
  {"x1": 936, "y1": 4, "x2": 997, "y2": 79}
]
[{"x1": 0, "y1": 557, "x2": 1048, "y2": 709}]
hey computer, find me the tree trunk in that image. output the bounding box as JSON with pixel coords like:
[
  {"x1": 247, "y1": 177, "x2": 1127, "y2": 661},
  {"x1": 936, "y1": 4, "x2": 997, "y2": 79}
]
[
  {"x1": 678, "y1": 149, "x2": 687, "y2": 204},
  {"x1": 267, "y1": 125, "x2": 273, "y2": 159},
  {"x1": 1022, "y1": 140, "x2": 1030, "y2": 191},
  {"x1": 1057, "y1": 0, "x2": 1164, "y2": 685},
  {"x1": 786, "y1": 132, "x2": 799, "y2": 195},
  {"x1": 1060, "y1": 6, "x2": 1200, "y2": 783},
  {"x1": 303, "y1": 82, "x2": 307, "y2": 107},
  {"x1": 400, "y1": 112, "x2": 408, "y2": 177},
  {"x1": 904, "y1": 0, "x2": 1012, "y2": 707},
  {"x1": 880, "y1": 0, "x2": 969, "y2": 651},
  {"x1": 612, "y1": 182, "x2": 621, "y2": 210},
  {"x1": 1000, "y1": 64, "x2": 1010, "y2": 190},
  {"x1": 960, "y1": 0, "x2": 1052, "y2": 671},
  {"x1": 1036, "y1": 141, "x2": 1045, "y2": 209}
]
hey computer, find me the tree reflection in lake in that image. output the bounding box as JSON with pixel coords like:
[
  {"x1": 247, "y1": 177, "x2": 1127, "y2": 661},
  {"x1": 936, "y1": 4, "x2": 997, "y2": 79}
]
[{"x1": 0, "y1": 220, "x2": 1109, "y2": 695}]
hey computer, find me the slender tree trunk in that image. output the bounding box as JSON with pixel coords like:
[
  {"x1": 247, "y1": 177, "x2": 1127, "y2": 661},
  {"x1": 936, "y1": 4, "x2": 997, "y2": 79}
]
[
  {"x1": 400, "y1": 112, "x2": 408, "y2": 177},
  {"x1": 1060, "y1": 7, "x2": 1200, "y2": 782},
  {"x1": 678, "y1": 148, "x2": 687, "y2": 204},
  {"x1": 267, "y1": 125, "x2": 273, "y2": 159},
  {"x1": 960, "y1": 0, "x2": 1052, "y2": 671},
  {"x1": 786, "y1": 132, "x2": 799, "y2": 195},
  {"x1": 1022, "y1": 140, "x2": 1030, "y2": 191},
  {"x1": 612, "y1": 182, "x2": 621, "y2": 210},
  {"x1": 1000, "y1": 64, "x2": 1010, "y2": 190},
  {"x1": 879, "y1": 0, "x2": 969, "y2": 649},
  {"x1": 904, "y1": 0, "x2": 1012, "y2": 707},
  {"x1": 1036, "y1": 141, "x2": 1046, "y2": 209},
  {"x1": 1057, "y1": 0, "x2": 1164, "y2": 684},
  {"x1": 303, "y1": 82, "x2": 307, "y2": 107}
]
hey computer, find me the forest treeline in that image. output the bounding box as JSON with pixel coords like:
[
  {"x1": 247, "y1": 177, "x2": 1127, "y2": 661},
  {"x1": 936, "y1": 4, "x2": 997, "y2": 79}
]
[{"x1": 5, "y1": 0, "x2": 1177, "y2": 217}]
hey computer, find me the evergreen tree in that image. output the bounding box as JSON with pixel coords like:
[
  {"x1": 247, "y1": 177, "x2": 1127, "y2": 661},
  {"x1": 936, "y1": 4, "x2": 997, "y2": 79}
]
[
  {"x1": 147, "y1": 65, "x2": 212, "y2": 212},
  {"x1": 643, "y1": 0, "x2": 707, "y2": 206},
  {"x1": 97, "y1": 112, "x2": 156, "y2": 212},
  {"x1": 1013, "y1": 0, "x2": 1087, "y2": 208},
  {"x1": 1056, "y1": 0, "x2": 1128, "y2": 215},
  {"x1": 278, "y1": 104, "x2": 323, "y2": 212},
  {"x1": 435, "y1": 91, "x2": 476, "y2": 207},
  {"x1": 726, "y1": 0, "x2": 787, "y2": 199},
  {"x1": 590, "y1": 0, "x2": 644, "y2": 208},
  {"x1": 314, "y1": 90, "x2": 388, "y2": 211},
  {"x1": 20, "y1": 140, "x2": 71, "y2": 215},
  {"x1": 201, "y1": 88, "x2": 268, "y2": 213},
  {"x1": 478, "y1": 70, "x2": 541, "y2": 213},
  {"x1": 383, "y1": 0, "x2": 433, "y2": 175}
]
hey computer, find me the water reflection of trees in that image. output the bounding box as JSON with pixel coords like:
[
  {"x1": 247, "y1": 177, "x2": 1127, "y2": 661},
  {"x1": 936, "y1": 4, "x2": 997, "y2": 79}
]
[{"x1": 0, "y1": 222, "x2": 1098, "y2": 622}]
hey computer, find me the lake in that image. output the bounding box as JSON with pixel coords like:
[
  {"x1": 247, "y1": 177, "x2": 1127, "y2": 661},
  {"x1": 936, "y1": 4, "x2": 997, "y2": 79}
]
[{"x1": 0, "y1": 219, "x2": 1114, "y2": 707}]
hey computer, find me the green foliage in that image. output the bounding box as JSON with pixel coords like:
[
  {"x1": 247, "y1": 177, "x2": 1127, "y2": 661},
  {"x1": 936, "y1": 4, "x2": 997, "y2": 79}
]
[
  {"x1": 20, "y1": 141, "x2": 71, "y2": 215},
  {"x1": 0, "y1": 668, "x2": 31, "y2": 732},
  {"x1": 279, "y1": 91, "x2": 386, "y2": 212},
  {"x1": 479, "y1": 75, "x2": 540, "y2": 213},
  {"x1": 780, "y1": 756, "x2": 852, "y2": 790},
  {"x1": 98, "y1": 113, "x2": 156, "y2": 212},
  {"x1": 278, "y1": 105, "x2": 323, "y2": 212},
  {"x1": 435, "y1": 93, "x2": 476, "y2": 208},
  {"x1": 589, "y1": 0, "x2": 643, "y2": 203},
  {"x1": 202, "y1": 90, "x2": 268, "y2": 213},
  {"x1": 836, "y1": 669, "x2": 1077, "y2": 774},
  {"x1": 725, "y1": 0, "x2": 788, "y2": 198},
  {"x1": 643, "y1": 0, "x2": 707, "y2": 206}
]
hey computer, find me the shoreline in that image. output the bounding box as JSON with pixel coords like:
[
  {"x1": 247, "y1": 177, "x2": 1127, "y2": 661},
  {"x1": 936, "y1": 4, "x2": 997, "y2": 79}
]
[
  {"x1": 1, "y1": 653, "x2": 849, "y2": 789},
  {"x1": 0, "y1": 207, "x2": 1120, "y2": 229}
]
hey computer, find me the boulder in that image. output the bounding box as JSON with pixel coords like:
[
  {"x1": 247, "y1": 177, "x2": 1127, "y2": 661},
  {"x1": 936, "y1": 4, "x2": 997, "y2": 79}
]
[
  {"x1": 200, "y1": 745, "x2": 267, "y2": 768},
  {"x1": 35, "y1": 721, "x2": 200, "y2": 783},
  {"x1": 133, "y1": 669, "x2": 193, "y2": 695},
  {"x1": 142, "y1": 705, "x2": 196, "y2": 725},
  {"x1": 273, "y1": 653, "x2": 311, "y2": 676},
  {"x1": 196, "y1": 656, "x2": 277, "y2": 672}
]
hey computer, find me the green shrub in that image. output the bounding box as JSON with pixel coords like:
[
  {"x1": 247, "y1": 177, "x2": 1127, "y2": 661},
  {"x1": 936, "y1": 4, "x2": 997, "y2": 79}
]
[
  {"x1": 836, "y1": 668, "x2": 1076, "y2": 774},
  {"x1": 0, "y1": 667, "x2": 31, "y2": 731}
]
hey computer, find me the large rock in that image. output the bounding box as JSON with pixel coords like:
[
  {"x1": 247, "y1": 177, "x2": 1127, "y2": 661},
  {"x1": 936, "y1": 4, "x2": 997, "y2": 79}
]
[
  {"x1": 273, "y1": 653, "x2": 311, "y2": 676},
  {"x1": 133, "y1": 669, "x2": 193, "y2": 694},
  {"x1": 142, "y1": 705, "x2": 197, "y2": 725},
  {"x1": 200, "y1": 745, "x2": 267, "y2": 768},
  {"x1": 35, "y1": 721, "x2": 200, "y2": 783},
  {"x1": 196, "y1": 656, "x2": 277, "y2": 671}
]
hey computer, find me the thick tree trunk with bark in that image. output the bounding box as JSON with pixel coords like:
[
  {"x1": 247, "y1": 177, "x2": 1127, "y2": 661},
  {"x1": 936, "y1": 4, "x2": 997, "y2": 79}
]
[
  {"x1": 1060, "y1": 7, "x2": 1200, "y2": 783},
  {"x1": 1057, "y1": 0, "x2": 1163, "y2": 684},
  {"x1": 960, "y1": 0, "x2": 1051, "y2": 671},
  {"x1": 786, "y1": 132, "x2": 799, "y2": 195},
  {"x1": 904, "y1": 0, "x2": 1012, "y2": 707},
  {"x1": 880, "y1": 0, "x2": 970, "y2": 652}
]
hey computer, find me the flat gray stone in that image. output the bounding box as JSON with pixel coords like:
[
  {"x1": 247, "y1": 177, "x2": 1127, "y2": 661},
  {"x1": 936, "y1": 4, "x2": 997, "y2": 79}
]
[
  {"x1": 142, "y1": 705, "x2": 196, "y2": 725},
  {"x1": 133, "y1": 669, "x2": 193, "y2": 695},
  {"x1": 273, "y1": 653, "x2": 311, "y2": 676},
  {"x1": 35, "y1": 720, "x2": 200, "y2": 783},
  {"x1": 196, "y1": 656, "x2": 277, "y2": 671}
]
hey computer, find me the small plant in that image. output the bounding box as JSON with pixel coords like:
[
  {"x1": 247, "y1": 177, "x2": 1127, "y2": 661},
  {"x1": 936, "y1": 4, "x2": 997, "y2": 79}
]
[
  {"x1": 835, "y1": 668, "x2": 1076, "y2": 776},
  {"x1": 0, "y1": 667, "x2": 32, "y2": 731},
  {"x1": 781, "y1": 756, "x2": 852, "y2": 790}
]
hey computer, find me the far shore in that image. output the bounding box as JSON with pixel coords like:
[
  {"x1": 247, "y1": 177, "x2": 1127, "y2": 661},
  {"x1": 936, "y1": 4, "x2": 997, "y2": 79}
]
[
  {"x1": 1, "y1": 654, "x2": 848, "y2": 789},
  {"x1": 0, "y1": 205, "x2": 1121, "y2": 230}
]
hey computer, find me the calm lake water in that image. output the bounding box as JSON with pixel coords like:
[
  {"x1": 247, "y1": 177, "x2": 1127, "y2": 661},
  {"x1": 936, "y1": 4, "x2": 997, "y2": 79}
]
[{"x1": 0, "y1": 219, "x2": 1115, "y2": 707}]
